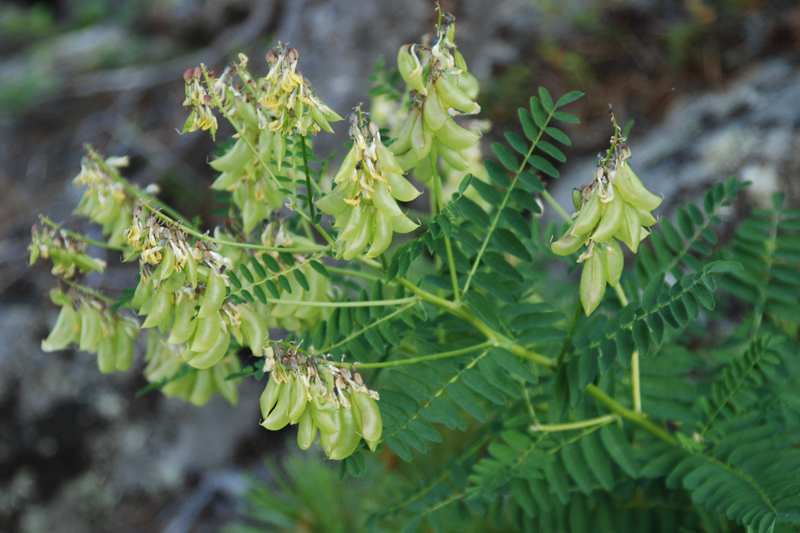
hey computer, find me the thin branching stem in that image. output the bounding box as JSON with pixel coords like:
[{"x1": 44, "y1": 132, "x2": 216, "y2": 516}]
[
  {"x1": 39, "y1": 217, "x2": 127, "y2": 252},
  {"x1": 430, "y1": 150, "x2": 461, "y2": 302}
]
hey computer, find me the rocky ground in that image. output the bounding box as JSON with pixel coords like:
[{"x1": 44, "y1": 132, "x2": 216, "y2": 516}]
[{"x1": 1, "y1": 0, "x2": 799, "y2": 531}]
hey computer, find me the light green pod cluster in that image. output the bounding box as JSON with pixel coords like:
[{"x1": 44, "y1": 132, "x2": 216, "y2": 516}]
[
  {"x1": 318, "y1": 118, "x2": 421, "y2": 259},
  {"x1": 551, "y1": 147, "x2": 662, "y2": 315},
  {"x1": 188, "y1": 48, "x2": 342, "y2": 234},
  {"x1": 390, "y1": 13, "x2": 482, "y2": 180},
  {"x1": 133, "y1": 275, "x2": 268, "y2": 369},
  {"x1": 126, "y1": 209, "x2": 269, "y2": 365},
  {"x1": 260, "y1": 344, "x2": 382, "y2": 460},
  {"x1": 143, "y1": 330, "x2": 241, "y2": 406},
  {"x1": 29, "y1": 223, "x2": 107, "y2": 279},
  {"x1": 41, "y1": 289, "x2": 137, "y2": 374},
  {"x1": 72, "y1": 153, "x2": 136, "y2": 247}
]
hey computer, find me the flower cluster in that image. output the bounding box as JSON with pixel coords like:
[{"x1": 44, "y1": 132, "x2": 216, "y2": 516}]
[
  {"x1": 317, "y1": 114, "x2": 421, "y2": 259},
  {"x1": 185, "y1": 48, "x2": 342, "y2": 233},
  {"x1": 72, "y1": 152, "x2": 136, "y2": 246},
  {"x1": 551, "y1": 142, "x2": 662, "y2": 315},
  {"x1": 182, "y1": 66, "x2": 219, "y2": 136},
  {"x1": 390, "y1": 12, "x2": 483, "y2": 178},
  {"x1": 29, "y1": 221, "x2": 107, "y2": 278},
  {"x1": 143, "y1": 330, "x2": 241, "y2": 406},
  {"x1": 41, "y1": 289, "x2": 137, "y2": 374},
  {"x1": 125, "y1": 207, "x2": 269, "y2": 367},
  {"x1": 260, "y1": 344, "x2": 381, "y2": 459}
]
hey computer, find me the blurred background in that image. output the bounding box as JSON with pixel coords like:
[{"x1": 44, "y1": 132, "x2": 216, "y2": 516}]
[{"x1": 1, "y1": 0, "x2": 799, "y2": 531}]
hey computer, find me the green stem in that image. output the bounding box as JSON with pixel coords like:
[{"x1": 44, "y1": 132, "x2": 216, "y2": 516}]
[
  {"x1": 541, "y1": 189, "x2": 572, "y2": 223},
  {"x1": 146, "y1": 208, "x2": 329, "y2": 253},
  {"x1": 586, "y1": 384, "x2": 677, "y2": 445},
  {"x1": 397, "y1": 276, "x2": 679, "y2": 446},
  {"x1": 274, "y1": 296, "x2": 419, "y2": 308},
  {"x1": 298, "y1": 134, "x2": 316, "y2": 224},
  {"x1": 325, "y1": 265, "x2": 383, "y2": 283},
  {"x1": 462, "y1": 110, "x2": 555, "y2": 295},
  {"x1": 555, "y1": 298, "x2": 582, "y2": 367},
  {"x1": 62, "y1": 278, "x2": 115, "y2": 305},
  {"x1": 530, "y1": 414, "x2": 617, "y2": 432},
  {"x1": 613, "y1": 283, "x2": 641, "y2": 413},
  {"x1": 39, "y1": 217, "x2": 127, "y2": 252},
  {"x1": 328, "y1": 302, "x2": 417, "y2": 352},
  {"x1": 430, "y1": 151, "x2": 461, "y2": 302},
  {"x1": 349, "y1": 340, "x2": 494, "y2": 369}
]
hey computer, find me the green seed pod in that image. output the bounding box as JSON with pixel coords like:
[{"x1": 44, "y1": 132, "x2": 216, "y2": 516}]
[
  {"x1": 141, "y1": 288, "x2": 173, "y2": 329},
  {"x1": 273, "y1": 133, "x2": 287, "y2": 171},
  {"x1": 310, "y1": 389, "x2": 339, "y2": 434},
  {"x1": 436, "y1": 73, "x2": 480, "y2": 114},
  {"x1": 388, "y1": 107, "x2": 420, "y2": 156},
  {"x1": 422, "y1": 84, "x2": 449, "y2": 132},
  {"x1": 338, "y1": 202, "x2": 367, "y2": 242},
  {"x1": 376, "y1": 143, "x2": 404, "y2": 175},
  {"x1": 167, "y1": 296, "x2": 198, "y2": 345},
  {"x1": 454, "y1": 49, "x2": 468, "y2": 77},
  {"x1": 412, "y1": 153, "x2": 434, "y2": 183},
  {"x1": 343, "y1": 209, "x2": 374, "y2": 260},
  {"x1": 185, "y1": 253, "x2": 198, "y2": 289},
  {"x1": 580, "y1": 250, "x2": 607, "y2": 316},
  {"x1": 433, "y1": 138, "x2": 469, "y2": 171},
  {"x1": 96, "y1": 335, "x2": 115, "y2": 374},
  {"x1": 365, "y1": 209, "x2": 393, "y2": 259},
  {"x1": 160, "y1": 271, "x2": 187, "y2": 293},
  {"x1": 310, "y1": 105, "x2": 334, "y2": 133},
  {"x1": 385, "y1": 172, "x2": 421, "y2": 202},
  {"x1": 551, "y1": 231, "x2": 587, "y2": 256},
  {"x1": 614, "y1": 202, "x2": 644, "y2": 253},
  {"x1": 287, "y1": 375, "x2": 309, "y2": 423},
  {"x1": 636, "y1": 206, "x2": 657, "y2": 227},
  {"x1": 572, "y1": 188, "x2": 583, "y2": 212},
  {"x1": 352, "y1": 391, "x2": 382, "y2": 452},
  {"x1": 189, "y1": 313, "x2": 221, "y2": 353},
  {"x1": 603, "y1": 238, "x2": 624, "y2": 288},
  {"x1": 42, "y1": 303, "x2": 80, "y2": 352},
  {"x1": 316, "y1": 189, "x2": 349, "y2": 216},
  {"x1": 240, "y1": 304, "x2": 267, "y2": 357},
  {"x1": 209, "y1": 135, "x2": 252, "y2": 173},
  {"x1": 296, "y1": 407, "x2": 317, "y2": 450},
  {"x1": 189, "y1": 369, "x2": 215, "y2": 406},
  {"x1": 210, "y1": 170, "x2": 243, "y2": 191},
  {"x1": 371, "y1": 181, "x2": 403, "y2": 218},
  {"x1": 410, "y1": 108, "x2": 431, "y2": 159},
  {"x1": 184, "y1": 326, "x2": 229, "y2": 369},
  {"x1": 198, "y1": 272, "x2": 226, "y2": 318},
  {"x1": 590, "y1": 193, "x2": 624, "y2": 242},
  {"x1": 391, "y1": 213, "x2": 419, "y2": 234},
  {"x1": 79, "y1": 303, "x2": 103, "y2": 352},
  {"x1": 435, "y1": 116, "x2": 480, "y2": 151},
  {"x1": 234, "y1": 97, "x2": 260, "y2": 128},
  {"x1": 571, "y1": 192, "x2": 602, "y2": 236},
  {"x1": 393, "y1": 149, "x2": 420, "y2": 172},
  {"x1": 334, "y1": 146, "x2": 358, "y2": 184},
  {"x1": 329, "y1": 397, "x2": 363, "y2": 461},
  {"x1": 131, "y1": 278, "x2": 151, "y2": 308},
  {"x1": 262, "y1": 376, "x2": 292, "y2": 430},
  {"x1": 614, "y1": 162, "x2": 662, "y2": 212},
  {"x1": 260, "y1": 375, "x2": 281, "y2": 418},
  {"x1": 114, "y1": 321, "x2": 134, "y2": 371},
  {"x1": 397, "y1": 44, "x2": 427, "y2": 96}
]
